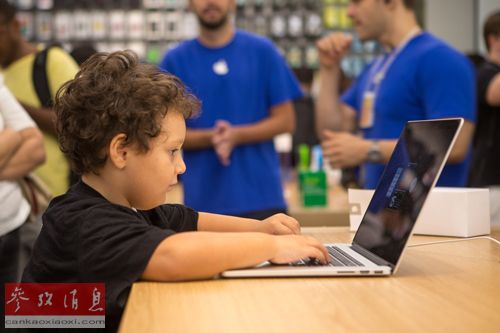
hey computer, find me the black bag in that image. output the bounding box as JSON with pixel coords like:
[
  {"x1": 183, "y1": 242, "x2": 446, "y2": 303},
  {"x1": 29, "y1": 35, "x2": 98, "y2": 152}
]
[
  {"x1": 32, "y1": 46, "x2": 80, "y2": 186},
  {"x1": 32, "y1": 46, "x2": 53, "y2": 108}
]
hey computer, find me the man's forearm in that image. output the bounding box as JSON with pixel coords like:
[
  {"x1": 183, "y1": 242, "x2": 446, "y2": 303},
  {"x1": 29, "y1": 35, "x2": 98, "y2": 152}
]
[
  {"x1": 316, "y1": 67, "x2": 345, "y2": 136},
  {"x1": 232, "y1": 102, "x2": 295, "y2": 145},
  {"x1": 486, "y1": 73, "x2": 500, "y2": 106},
  {"x1": 447, "y1": 120, "x2": 474, "y2": 163},
  {"x1": 0, "y1": 128, "x2": 46, "y2": 180},
  {"x1": 21, "y1": 103, "x2": 57, "y2": 136},
  {"x1": 232, "y1": 117, "x2": 290, "y2": 145},
  {"x1": 0, "y1": 128, "x2": 22, "y2": 171},
  {"x1": 183, "y1": 128, "x2": 214, "y2": 150}
]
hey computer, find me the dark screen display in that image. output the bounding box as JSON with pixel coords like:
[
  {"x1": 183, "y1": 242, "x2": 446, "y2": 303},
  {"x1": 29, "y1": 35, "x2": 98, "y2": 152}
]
[{"x1": 353, "y1": 119, "x2": 462, "y2": 266}]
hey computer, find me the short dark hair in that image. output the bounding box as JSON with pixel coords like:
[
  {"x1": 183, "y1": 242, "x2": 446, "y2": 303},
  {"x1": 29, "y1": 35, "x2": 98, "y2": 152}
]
[
  {"x1": 402, "y1": 0, "x2": 417, "y2": 10},
  {"x1": 70, "y1": 42, "x2": 98, "y2": 66},
  {"x1": 55, "y1": 50, "x2": 200, "y2": 175},
  {"x1": 483, "y1": 11, "x2": 500, "y2": 52},
  {"x1": 0, "y1": 0, "x2": 17, "y2": 24}
]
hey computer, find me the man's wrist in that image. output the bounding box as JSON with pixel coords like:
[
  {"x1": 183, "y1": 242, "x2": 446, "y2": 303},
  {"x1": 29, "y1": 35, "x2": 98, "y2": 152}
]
[
  {"x1": 319, "y1": 63, "x2": 341, "y2": 74},
  {"x1": 366, "y1": 140, "x2": 382, "y2": 163},
  {"x1": 232, "y1": 126, "x2": 243, "y2": 146}
]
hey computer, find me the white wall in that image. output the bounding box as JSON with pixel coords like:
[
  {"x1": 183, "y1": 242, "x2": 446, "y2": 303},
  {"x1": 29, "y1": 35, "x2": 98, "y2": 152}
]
[
  {"x1": 478, "y1": 0, "x2": 500, "y2": 54},
  {"x1": 424, "y1": 0, "x2": 500, "y2": 55},
  {"x1": 424, "y1": 0, "x2": 476, "y2": 53}
]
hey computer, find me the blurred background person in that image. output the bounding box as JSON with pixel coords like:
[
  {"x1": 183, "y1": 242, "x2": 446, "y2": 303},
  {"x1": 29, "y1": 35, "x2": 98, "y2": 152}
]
[
  {"x1": 314, "y1": 0, "x2": 475, "y2": 189},
  {"x1": 0, "y1": 74, "x2": 45, "y2": 314},
  {"x1": 469, "y1": 11, "x2": 500, "y2": 225},
  {"x1": 0, "y1": 0, "x2": 79, "y2": 197},
  {"x1": 70, "y1": 42, "x2": 98, "y2": 66},
  {"x1": 0, "y1": 0, "x2": 79, "y2": 280},
  {"x1": 160, "y1": 0, "x2": 302, "y2": 219}
]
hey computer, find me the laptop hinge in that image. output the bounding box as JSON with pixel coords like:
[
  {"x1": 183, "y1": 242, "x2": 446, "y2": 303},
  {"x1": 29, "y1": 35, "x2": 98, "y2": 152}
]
[{"x1": 350, "y1": 243, "x2": 395, "y2": 270}]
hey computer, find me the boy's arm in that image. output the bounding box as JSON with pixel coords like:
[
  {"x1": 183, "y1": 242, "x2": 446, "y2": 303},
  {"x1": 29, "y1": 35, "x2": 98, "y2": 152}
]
[
  {"x1": 197, "y1": 212, "x2": 300, "y2": 235},
  {"x1": 141, "y1": 231, "x2": 328, "y2": 281}
]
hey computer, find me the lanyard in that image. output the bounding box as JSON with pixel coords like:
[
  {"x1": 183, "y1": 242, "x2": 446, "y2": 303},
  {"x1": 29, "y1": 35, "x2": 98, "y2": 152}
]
[{"x1": 365, "y1": 27, "x2": 422, "y2": 94}]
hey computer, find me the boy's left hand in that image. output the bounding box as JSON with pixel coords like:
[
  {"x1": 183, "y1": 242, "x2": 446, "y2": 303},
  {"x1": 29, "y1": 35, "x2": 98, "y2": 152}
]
[{"x1": 263, "y1": 214, "x2": 301, "y2": 235}]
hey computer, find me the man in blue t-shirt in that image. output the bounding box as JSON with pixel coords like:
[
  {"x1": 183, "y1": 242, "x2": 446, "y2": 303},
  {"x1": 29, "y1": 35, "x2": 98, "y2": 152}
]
[
  {"x1": 159, "y1": 0, "x2": 302, "y2": 218},
  {"x1": 315, "y1": 0, "x2": 475, "y2": 189}
]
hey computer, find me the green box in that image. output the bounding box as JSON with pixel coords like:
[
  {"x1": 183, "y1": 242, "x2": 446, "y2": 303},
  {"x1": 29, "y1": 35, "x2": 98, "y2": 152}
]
[{"x1": 298, "y1": 170, "x2": 328, "y2": 207}]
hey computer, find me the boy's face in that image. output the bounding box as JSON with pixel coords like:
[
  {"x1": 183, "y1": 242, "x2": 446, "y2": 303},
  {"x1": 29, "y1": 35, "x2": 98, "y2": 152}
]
[{"x1": 123, "y1": 111, "x2": 186, "y2": 210}]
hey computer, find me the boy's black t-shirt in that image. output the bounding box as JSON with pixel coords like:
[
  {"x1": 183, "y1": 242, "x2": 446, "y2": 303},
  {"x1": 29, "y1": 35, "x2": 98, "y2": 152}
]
[{"x1": 21, "y1": 181, "x2": 198, "y2": 332}]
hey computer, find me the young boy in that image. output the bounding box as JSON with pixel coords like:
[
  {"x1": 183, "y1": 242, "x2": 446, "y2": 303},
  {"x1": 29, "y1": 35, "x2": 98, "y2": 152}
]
[{"x1": 22, "y1": 51, "x2": 328, "y2": 331}]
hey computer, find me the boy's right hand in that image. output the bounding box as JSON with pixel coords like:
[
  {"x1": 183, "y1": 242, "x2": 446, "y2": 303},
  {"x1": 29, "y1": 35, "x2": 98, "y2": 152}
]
[
  {"x1": 270, "y1": 235, "x2": 329, "y2": 265},
  {"x1": 262, "y1": 213, "x2": 301, "y2": 235},
  {"x1": 316, "y1": 32, "x2": 353, "y2": 69}
]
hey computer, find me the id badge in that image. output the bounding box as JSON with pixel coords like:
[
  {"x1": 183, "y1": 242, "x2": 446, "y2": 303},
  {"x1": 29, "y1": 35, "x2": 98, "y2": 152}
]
[{"x1": 360, "y1": 91, "x2": 375, "y2": 129}]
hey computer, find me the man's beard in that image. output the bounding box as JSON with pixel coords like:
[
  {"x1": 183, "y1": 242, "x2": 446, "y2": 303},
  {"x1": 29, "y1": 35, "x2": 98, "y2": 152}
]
[{"x1": 197, "y1": 14, "x2": 229, "y2": 30}]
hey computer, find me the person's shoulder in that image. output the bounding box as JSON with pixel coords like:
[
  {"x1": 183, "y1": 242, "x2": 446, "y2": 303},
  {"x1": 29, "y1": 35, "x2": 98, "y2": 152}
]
[
  {"x1": 45, "y1": 184, "x2": 106, "y2": 219},
  {"x1": 44, "y1": 182, "x2": 134, "y2": 228},
  {"x1": 478, "y1": 60, "x2": 500, "y2": 74},
  {"x1": 46, "y1": 46, "x2": 80, "y2": 78},
  {"x1": 412, "y1": 33, "x2": 472, "y2": 75},
  {"x1": 476, "y1": 60, "x2": 500, "y2": 84},
  {"x1": 47, "y1": 46, "x2": 78, "y2": 65},
  {"x1": 166, "y1": 38, "x2": 199, "y2": 56},
  {"x1": 415, "y1": 33, "x2": 468, "y2": 61},
  {"x1": 161, "y1": 39, "x2": 198, "y2": 69},
  {"x1": 236, "y1": 30, "x2": 276, "y2": 50}
]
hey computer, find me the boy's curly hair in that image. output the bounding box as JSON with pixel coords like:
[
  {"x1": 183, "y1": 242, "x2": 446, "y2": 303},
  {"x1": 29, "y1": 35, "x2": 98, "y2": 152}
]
[{"x1": 55, "y1": 50, "x2": 200, "y2": 175}]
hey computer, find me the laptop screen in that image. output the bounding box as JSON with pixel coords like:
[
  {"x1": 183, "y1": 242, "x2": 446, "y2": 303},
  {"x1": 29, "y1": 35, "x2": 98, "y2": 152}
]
[{"x1": 352, "y1": 119, "x2": 463, "y2": 267}]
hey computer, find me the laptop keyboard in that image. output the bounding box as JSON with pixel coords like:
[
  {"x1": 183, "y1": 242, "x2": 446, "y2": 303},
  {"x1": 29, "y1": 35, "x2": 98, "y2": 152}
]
[{"x1": 292, "y1": 246, "x2": 365, "y2": 267}]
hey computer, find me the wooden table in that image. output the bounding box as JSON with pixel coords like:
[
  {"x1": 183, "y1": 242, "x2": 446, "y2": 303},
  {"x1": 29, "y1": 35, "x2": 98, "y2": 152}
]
[{"x1": 119, "y1": 227, "x2": 500, "y2": 333}]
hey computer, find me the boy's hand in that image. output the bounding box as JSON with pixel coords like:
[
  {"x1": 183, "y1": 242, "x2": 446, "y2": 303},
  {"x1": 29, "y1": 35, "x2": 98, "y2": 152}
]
[
  {"x1": 263, "y1": 213, "x2": 300, "y2": 235},
  {"x1": 271, "y1": 235, "x2": 329, "y2": 264}
]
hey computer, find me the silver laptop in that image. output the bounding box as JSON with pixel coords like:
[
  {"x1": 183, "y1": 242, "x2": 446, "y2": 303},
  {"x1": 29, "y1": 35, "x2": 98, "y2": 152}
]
[{"x1": 223, "y1": 118, "x2": 464, "y2": 278}]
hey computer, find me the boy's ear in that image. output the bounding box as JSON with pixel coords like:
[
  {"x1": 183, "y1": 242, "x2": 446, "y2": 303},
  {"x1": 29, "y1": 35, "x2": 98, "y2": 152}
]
[{"x1": 108, "y1": 133, "x2": 129, "y2": 169}]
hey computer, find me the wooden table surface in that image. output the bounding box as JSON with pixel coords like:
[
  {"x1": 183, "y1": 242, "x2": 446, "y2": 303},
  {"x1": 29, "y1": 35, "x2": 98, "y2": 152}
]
[{"x1": 119, "y1": 227, "x2": 500, "y2": 333}]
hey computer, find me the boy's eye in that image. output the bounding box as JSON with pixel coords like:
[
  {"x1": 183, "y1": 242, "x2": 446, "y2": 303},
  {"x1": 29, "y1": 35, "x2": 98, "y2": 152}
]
[{"x1": 169, "y1": 149, "x2": 179, "y2": 156}]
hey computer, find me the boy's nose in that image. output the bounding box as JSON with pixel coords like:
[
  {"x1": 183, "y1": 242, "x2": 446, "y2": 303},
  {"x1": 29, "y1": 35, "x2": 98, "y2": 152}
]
[{"x1": 176, "y1": 157, "x2": 186, "y2": 175}]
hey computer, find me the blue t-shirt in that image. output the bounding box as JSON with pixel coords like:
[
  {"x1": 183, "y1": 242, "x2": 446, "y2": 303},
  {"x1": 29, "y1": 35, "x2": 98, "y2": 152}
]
[
  {"x1": 160, "y1": 30, "x2": 302, "y2": 214},
  {"x1": 342, "y1": 32, "x2": 475, "y2": 189}
]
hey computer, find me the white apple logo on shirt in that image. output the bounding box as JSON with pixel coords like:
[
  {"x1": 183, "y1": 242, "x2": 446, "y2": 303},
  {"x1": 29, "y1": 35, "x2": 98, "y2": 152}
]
[{"x1": 213, "y1": 59, "x2": 229, "y2": 75}]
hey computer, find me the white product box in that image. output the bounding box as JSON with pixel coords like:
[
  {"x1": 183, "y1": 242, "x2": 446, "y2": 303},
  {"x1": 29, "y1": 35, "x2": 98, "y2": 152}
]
[{"x1": 348, "y1": 188, "x2": 491, "y2": 237}]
